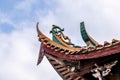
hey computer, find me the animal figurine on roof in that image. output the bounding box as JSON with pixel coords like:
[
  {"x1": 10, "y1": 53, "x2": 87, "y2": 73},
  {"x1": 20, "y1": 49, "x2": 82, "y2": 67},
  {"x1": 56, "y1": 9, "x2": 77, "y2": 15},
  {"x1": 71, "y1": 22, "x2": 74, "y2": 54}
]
[{"x1": 37, "y1": 22, "x2": 120, "y2": 80}]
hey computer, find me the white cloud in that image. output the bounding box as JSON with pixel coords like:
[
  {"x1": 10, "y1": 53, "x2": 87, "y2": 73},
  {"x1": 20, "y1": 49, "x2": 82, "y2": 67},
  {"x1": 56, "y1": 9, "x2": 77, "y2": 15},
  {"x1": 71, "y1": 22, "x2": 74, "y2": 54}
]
[
  {"x1": 0, "y1": 0, "x2": 63, "y2": 80},
  {"x1": 14, "y1": 0, "x2": 37, "y2": 12},
  {"x1": 0, "y1": 25, "x2": 62, "y2": 80},
  {"x1": 1, "y1": 0, "x2": 120, "y2": 80},
  {"x1": 45, "y1": 0, "x2": 120, "y2": 44}
]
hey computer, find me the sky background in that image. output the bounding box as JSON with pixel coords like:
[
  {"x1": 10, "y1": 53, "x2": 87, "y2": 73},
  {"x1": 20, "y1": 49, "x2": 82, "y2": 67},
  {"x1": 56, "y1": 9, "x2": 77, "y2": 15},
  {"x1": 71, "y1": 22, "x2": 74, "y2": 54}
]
[{"x1": 1, "y1": 0, "x2": 120, "y2": 80}]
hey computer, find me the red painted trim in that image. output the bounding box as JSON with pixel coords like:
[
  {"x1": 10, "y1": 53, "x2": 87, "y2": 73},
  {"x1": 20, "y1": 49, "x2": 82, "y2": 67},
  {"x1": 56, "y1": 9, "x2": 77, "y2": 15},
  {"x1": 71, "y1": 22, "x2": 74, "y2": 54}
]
[
  {"x1": 37, "y1": 43, "x2": 45, "y2": 65},
  {"x1": 42, "y1": 44, "x2": 120, "y2": 60}
]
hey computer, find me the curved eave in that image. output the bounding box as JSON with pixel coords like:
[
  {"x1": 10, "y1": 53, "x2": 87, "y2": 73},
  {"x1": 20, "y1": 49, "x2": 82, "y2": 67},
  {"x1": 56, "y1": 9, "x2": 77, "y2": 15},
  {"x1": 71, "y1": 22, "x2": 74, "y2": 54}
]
[
  {"x1": 37, "y1": 22, "x2": 120, "y2": 62},
  {"x1": 42, "y1": 43, "x2": 120, "y2": 61},
  {"x1": 37, "y1": 23, "x2": 82, "y2": 51},
  {"x1": 37, "y1": 23, "x2": 83, "y2": 65}
]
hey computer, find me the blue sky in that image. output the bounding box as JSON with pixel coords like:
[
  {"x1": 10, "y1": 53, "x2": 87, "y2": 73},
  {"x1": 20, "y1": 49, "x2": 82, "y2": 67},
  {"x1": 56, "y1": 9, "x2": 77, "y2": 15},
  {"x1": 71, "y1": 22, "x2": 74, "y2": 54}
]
[{"x1": 1, "y1": 0, "x2": 120, "y2": 80}]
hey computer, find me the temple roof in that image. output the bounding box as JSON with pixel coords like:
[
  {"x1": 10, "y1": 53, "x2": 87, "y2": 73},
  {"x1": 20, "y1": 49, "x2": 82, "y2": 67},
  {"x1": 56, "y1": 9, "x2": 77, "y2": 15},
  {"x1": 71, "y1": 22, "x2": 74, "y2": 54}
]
[{"x1": 36, "y1": 22, "x2": 120, "y2": 65}]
